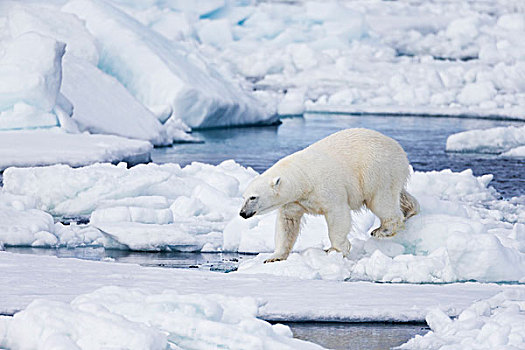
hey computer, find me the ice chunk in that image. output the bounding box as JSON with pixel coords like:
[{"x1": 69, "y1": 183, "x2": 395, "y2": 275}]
[
  {"x1": 446, "y1": 125, "x2": 525, "y2": 154},
  {"x1": 0, "y1": 193, "x2": 56, "y2": 247},
  {"x1": 63, "y1": 0, "x2": 277, "y2": 129},
  {"x1": 7, "y1": 4, "x2": 98, "y2": 64},
  {"x1": 2, "y1": 161, "x2": 252, "y2": 251},
  {"x1": 0, "y1": 32, "x2": 64, "y2": 130},
  {"x1": 457, "y1": 82, "x2": 497, "y2": 106},
  {"x1": 400, "y1": 290, "x2": 525, "y2": 349}
]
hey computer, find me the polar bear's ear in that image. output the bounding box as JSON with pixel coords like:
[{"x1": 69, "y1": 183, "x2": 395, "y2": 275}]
[{"x1": 271, "y1": 176, "x2": 281, "y2": 188}]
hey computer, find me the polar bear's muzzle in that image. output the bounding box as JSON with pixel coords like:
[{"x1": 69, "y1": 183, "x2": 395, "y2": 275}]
[{"x1": 240, "y1": 198, "x2": 258, "y2": 219}]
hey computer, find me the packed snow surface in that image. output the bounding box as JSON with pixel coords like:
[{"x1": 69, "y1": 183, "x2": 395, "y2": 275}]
[
  {"x1": 1, "y1": 160, "x2": 524, "y2": 283},
  {"x1": 446, "y1": 125, "x2": 525, "y2": 157},
  {"x1": 0, "y1": 285, "x2": 322, "y2": 350},
  {"x1": 401, "y1": 289, "x2": 525, "y2": 349}
]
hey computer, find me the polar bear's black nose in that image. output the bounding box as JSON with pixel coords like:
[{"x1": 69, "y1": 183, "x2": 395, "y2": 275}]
[{"x1": 239, "y1": 210, "x2": 254, "y2": 219}]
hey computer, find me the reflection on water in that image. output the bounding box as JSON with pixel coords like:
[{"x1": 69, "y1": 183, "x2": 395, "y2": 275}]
[
  {"x1": 286, "y1": 322, "x2": 429, "y2": 350},
  {"x1": 153, "y1": 114, "x2": 524, "y2": 198},
  {"x1": 4, "y1": 247, "x2": 248, "y2": 272}
]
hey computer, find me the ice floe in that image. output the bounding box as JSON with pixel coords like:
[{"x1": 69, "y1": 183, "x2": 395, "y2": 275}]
[
  {"x1": 446, "y1": 125, "x2": 525, "y2": 157},
  {"x1": 0, "y1": 251, "x2": 516, "y2": 323},
  {"x1": 1, "y1": 161, "x2": 523, "y2": 283},
  {"x1": 0, "y1": 286, "x2": 322, "y2": 350}
]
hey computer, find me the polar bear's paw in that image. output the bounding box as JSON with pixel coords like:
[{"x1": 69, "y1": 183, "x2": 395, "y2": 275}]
[
  {"x1": 324, "y1": 247, "x2": 340, "y2": 254},
  {"x1": 371, "y1": 227, "x2": 397, "y2": 238},
  {"x1": 264, "y1": 257, "x2": 285, "y2": 263}
]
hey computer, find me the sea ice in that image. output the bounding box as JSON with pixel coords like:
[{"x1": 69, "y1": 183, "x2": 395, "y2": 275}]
[
  {"x1": 401, "y1": 289, "x2": 525, "y2": 349},
  {"x1": 0, "y1": 251, "x2": 517, "y2": 323},
  {"x1": 61, "y1": 55, "x2": 173, "y2": 145},
  {"x1": 0, "y1": 286, "x2": 322, "y2": 350},
  {"x1": 62, "y1": 0, "x2": 276, "y2": 129},
  {"x1": 0, "y1": 32, "x2": 64, "y2": 130},
  {"x1": 446, "y1": 125, "x2": 525, "y2": 156},
  {"x1": 1, "y1": 161, "x2": 523, "y2": 283}
]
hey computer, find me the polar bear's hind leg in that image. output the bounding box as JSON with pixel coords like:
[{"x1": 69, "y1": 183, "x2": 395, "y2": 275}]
[
  {"x1": 400, "y1": 189, "x2": 419, "y2": 220},
  {"x1": 369, "y1": 192, "x2": 405, "y2": 238}
]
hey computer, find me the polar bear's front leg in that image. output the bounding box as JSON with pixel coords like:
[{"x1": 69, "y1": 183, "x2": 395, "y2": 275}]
[
  {"x1": 324, "y1": 206, "x2": 352, "y2": 257},
  {"x1": 264, "y1": 204, "x2": 304, "y2": 263}
]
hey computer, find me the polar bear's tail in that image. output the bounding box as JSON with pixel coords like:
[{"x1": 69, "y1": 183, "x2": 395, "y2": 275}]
[{"x1": 400, "y1": 189, "x2": 419, "y2": 220}]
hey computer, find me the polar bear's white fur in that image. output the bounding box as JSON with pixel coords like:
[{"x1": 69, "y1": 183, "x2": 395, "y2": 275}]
[{"x1": 239, "y1": 128, "x2": 419, "y2": 263}]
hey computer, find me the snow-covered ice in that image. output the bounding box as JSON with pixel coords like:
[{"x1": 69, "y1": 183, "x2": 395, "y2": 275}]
[
  {"x1": 401, "y1": 289, "x2": 525, "y2": 349},
  {"x1": 0, "y1": 285, "x2": 322, "y2": 350},
  {"x1": 0, "y1": 130, "x2": 152, "y2": 171},
  {"x1": 1, "y1": 161, "x2": 523, "y2": 283},
  {"x1": 446, "y1": 125, "x2": 525, "y2": 157},
  {"x1": 108, "y1": 0, "x2": 525, "y2": 120},
  {"x1": 0, "y1": 251, "x2": 517, "y2": 323}
]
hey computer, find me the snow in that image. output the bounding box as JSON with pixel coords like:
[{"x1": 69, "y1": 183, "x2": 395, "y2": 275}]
[
  {"x1": 0, "y1": 251, "x2": 517, "y2": 323},
  {"x1": 0, "y1": 286, "x2": 322, "y2": 350},
  {"x1": 1, "y1": 161, "x2": 523, "y2": 283},
  {"x1": 401, "y1": 289, "x2": 525, "y2": 349},
  {"x1": 446, "y1": 125, "x2": 525, "y2": 156},
  {"x1": 0, "y1": 130, "x2": 152, "y2": 171}
]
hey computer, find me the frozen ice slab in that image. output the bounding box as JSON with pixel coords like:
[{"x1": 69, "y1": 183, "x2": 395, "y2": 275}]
[
  {"x1": 401, "y1": 289, "x2": 525, "y2": 349},
  {"x1": 0, "y1": 130, "x2": 152, "y2": 170},
  {"x1": 63, "y1": 0, "x2": 277, "y2": 129},
  {"x1": 0, "y1": 285, "x2": 322, "y2": 350},
  {"x1": 446, "y1": 125, "x2": 525, "y2": 156},
  {"x1": 0, "y1": 251, "x2": 518, "y2": 323}
]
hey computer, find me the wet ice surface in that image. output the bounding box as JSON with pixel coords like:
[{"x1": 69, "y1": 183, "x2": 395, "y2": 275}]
[
  {"x1": 153, "y1": 114, "x2": 524, "y2": 198},
  {"x1": 285, "y1": 322, "x2": 429, "y2": 350}
]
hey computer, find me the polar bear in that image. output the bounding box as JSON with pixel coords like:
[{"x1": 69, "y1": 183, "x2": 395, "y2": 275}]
[{"x1": 239, "y1": 128, "x2": 419, "y2": 263}]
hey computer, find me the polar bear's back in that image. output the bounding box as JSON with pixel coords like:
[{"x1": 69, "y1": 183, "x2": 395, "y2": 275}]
[{"x1": 298, "y1": 128, "x2": 410, "y2": 205}]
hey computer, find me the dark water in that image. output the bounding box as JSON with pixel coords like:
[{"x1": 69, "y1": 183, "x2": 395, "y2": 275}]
[
  {"x1": 153, "y1": 114, "x2": 524, "y2": 198},
  {"x1": 285, "y1": 322, "x2": 429, "y2": 350}
]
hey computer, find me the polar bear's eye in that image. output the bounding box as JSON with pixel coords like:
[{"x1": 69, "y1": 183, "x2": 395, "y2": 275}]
[{"x1": 249, "y1": 196, "x2": 257, "y2": 201}]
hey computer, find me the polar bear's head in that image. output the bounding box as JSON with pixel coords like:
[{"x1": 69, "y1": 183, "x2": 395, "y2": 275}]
[{"x1": 240, "y1": 174, "x2": 288, "y2": 219}]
